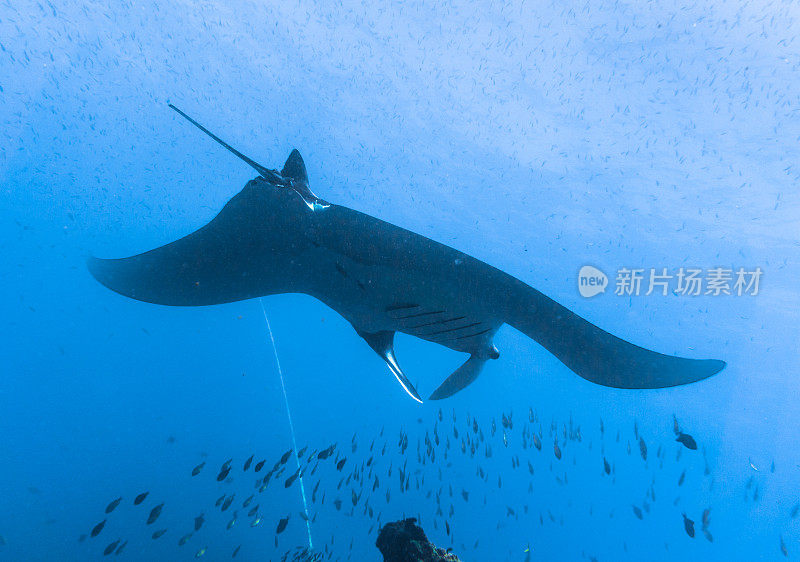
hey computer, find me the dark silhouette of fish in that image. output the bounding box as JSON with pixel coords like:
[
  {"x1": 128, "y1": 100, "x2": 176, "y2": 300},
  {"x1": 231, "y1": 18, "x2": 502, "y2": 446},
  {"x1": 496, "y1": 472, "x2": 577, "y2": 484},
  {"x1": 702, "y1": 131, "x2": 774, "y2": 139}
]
[
  {"x1": 152, "y1": 529, "x2": 167, "y2": 540},
  {"x1": 221, "y1": 496, "x2": 234, "y2": 512},
  {"x1": 317, "y1": 445, "x2": 335, "y2": 460},
  {"x1": 146, "y1": 503, "x2": 163, "y2": 525},
  {"x1": 676, "y1": 432, "x2": 698, "y2": 450},
  {"x1": 682, "y1": 513, "x2": 695, "y2": 537},
  {"x1": 103, "y1": 539, "x2": 119, "y2": 556},
  {"x1": 90, "y1": 519, "x2": 106, "y2": 538},
  {"x1": 285, "y1": 468, "x2": 300, "y2": 488},
  {"x1": 104, "y1": 497, "x2": 121, "y2": 514},
  {"x1": 216, "y1": 466, "x2": 230, "y2": 482},
  {"x1": 88, "y1": 105, "x2": 725, "y2": 402}
]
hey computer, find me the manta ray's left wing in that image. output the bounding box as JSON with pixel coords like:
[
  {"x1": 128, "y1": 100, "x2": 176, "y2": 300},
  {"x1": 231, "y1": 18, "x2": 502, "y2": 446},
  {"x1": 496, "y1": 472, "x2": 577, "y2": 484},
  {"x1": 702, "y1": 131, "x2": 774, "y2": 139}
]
[{"x1": 88, "y1": 185, "x2": 294, "y2": 306}]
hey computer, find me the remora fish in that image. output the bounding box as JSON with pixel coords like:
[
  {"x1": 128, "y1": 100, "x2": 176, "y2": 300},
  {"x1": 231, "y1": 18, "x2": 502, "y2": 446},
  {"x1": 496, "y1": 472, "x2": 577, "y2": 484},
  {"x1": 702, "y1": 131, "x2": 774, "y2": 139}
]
[{"x1": 88, "y1": 105, "x2": 725, "y2": 402}]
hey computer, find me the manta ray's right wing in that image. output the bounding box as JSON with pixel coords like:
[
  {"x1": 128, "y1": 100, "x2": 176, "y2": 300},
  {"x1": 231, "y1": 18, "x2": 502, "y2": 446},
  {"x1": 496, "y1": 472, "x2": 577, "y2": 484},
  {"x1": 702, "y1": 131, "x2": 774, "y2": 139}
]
[{"x1": 503, "y1": 278, "x2": 725, "y2": 389}]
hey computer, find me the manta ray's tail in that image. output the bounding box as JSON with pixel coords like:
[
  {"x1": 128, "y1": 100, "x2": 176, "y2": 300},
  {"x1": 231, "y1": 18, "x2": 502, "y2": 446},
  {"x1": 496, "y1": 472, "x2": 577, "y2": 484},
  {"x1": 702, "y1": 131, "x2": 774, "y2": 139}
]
[{"x1": 503, "y1": 280, "x2": 725, "y2": 389}]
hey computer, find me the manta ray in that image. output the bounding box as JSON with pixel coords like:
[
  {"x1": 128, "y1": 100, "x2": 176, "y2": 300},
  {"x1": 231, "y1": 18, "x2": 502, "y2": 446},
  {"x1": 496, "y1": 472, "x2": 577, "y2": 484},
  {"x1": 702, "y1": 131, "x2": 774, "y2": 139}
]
[{"x1": 88, "y1": 105, "x2": 725, "y2": 403}]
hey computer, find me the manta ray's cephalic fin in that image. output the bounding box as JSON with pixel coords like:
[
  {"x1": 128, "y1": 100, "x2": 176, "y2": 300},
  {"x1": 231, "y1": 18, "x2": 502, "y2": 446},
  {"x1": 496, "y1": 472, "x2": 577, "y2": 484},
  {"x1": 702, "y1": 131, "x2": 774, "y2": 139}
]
[
  {"x1": 167, "y1": 104, "x2": 281, "y2": 183},
  {"x1": 428, "y1": 354, "x2": 489, "y2": 401},
  {"x1": 168, "y1": 104, "x2": 328, "y2": 210},
  {"x1": 356, "y1": 329, "x2": 423, "y2": 404}
]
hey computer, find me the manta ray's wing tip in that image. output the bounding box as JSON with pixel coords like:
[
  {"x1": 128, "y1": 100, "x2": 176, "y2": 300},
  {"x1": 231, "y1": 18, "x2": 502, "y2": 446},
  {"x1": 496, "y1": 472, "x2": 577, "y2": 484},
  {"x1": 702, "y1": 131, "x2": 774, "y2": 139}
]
[
  {"x1": 87, "y1": 255, "x2": 121, "y2": 295},
  {"x1": 86, "y1": 255, "x2": 103, "y2": 279},
  {"x1": 622, "y1": 356, "x2": 726, "y2": 389},
  {"x1": 706, "y1": 358, "x2": 726, "y2": 377},
  {"x1": 87, "y1": 255, "x2": 116, "y2": 278},
  {"x1": 667, "y1": 357, "x2": 725, "y2": 389},
  {"x1": 687, "y1": 357, "x2": 726, "y2": 381}
]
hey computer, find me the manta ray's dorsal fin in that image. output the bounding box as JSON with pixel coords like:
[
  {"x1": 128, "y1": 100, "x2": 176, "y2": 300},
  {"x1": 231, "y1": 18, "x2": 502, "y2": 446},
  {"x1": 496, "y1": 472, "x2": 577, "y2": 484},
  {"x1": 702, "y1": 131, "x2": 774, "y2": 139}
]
[
  {"x1": 281, "y1": 149, "x2": 330, "y2": 211},
  {"x1": 282, "y1": 150, "x2": 309, "y2": 185},
  {"x1": 356, "y1": 329, "x2": 423, "y2": 404},
  {"x1": 168, "y1": 104, "x2": 282, "y2": 183}
]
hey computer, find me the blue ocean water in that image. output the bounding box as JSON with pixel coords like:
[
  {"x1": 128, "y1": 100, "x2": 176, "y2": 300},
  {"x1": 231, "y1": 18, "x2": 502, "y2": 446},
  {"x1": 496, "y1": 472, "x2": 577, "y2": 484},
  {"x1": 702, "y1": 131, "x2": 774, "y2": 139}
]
[{"x1": 1, "y1": 0, "x2": 799, "y2": 560}]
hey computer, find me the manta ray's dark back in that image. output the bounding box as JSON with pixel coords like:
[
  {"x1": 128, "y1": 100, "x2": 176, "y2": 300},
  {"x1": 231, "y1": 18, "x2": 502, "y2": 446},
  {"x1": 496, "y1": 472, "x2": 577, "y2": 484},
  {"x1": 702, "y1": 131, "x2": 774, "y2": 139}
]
[{"x1": 88, "y1": 106, "x2": 725, "y2": 402}]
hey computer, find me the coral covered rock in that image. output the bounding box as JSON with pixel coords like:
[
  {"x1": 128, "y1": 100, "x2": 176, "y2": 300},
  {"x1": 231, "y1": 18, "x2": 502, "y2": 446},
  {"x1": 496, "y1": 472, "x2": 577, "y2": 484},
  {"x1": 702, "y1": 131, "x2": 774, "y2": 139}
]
[{"x1": 376, "y1": 518, "x2": 461, "y2": 562}]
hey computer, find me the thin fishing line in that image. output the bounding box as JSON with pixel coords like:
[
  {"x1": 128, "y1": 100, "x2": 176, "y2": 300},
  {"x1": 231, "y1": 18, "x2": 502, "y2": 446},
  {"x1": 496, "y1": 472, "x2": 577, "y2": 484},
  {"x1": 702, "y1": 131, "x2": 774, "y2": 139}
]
[{"x1": 259, "y1": 298, "x2": 314, "y2": 551}]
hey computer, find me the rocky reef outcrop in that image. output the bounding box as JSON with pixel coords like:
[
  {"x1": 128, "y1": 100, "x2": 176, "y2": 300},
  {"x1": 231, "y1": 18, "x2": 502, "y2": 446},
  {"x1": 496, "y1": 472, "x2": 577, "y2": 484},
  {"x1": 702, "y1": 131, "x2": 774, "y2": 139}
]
[{"x1": 376, "y1": 518, "x2": 461, "y2": 562}]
